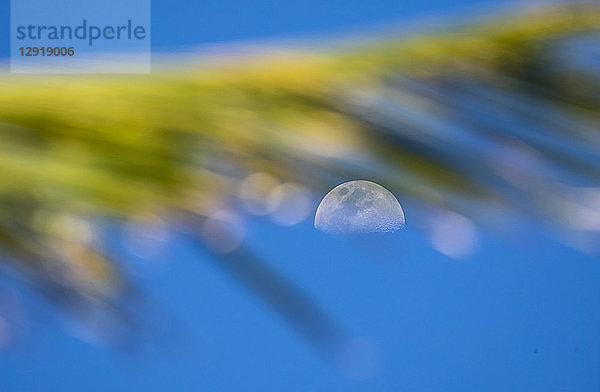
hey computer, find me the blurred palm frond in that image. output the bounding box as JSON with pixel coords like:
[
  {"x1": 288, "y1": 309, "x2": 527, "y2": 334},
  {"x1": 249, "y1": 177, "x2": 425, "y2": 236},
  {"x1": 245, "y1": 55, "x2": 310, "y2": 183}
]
[{"x1": 0, "y1": 2, "x2": 600, "y2": 352}]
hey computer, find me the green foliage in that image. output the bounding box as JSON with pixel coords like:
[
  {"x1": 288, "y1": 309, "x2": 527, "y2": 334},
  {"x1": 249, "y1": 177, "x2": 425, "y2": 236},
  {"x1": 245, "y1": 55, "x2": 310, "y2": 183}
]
[{"x1": 0, "y1": 2, "x2": 599, "y2": 349}]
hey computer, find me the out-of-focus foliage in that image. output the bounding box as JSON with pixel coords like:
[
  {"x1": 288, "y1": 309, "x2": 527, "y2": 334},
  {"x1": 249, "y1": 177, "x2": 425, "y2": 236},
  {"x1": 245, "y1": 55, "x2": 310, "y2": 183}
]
[{"x1": 0, "y1": 2, "x2": 599, "y2": 352}]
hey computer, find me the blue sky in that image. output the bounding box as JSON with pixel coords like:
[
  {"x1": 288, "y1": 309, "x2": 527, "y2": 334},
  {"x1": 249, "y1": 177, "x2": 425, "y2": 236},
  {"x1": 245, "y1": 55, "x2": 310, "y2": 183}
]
[
  {"x1": 1, "y1": 208, "x2": 599, "y2": 391},
  {"x1": 2, "y1": 0, "x2": 513, "y2": 58},
  {"x1": 2, "y1": 0, "x2": 600, "y2": 391}
]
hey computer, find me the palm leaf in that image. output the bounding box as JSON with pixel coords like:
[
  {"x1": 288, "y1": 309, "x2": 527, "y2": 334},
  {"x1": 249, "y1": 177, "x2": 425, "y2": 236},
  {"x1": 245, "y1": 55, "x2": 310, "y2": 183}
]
[{"x1": 0, "y1": 2, "x2": 599, "y2": 352}]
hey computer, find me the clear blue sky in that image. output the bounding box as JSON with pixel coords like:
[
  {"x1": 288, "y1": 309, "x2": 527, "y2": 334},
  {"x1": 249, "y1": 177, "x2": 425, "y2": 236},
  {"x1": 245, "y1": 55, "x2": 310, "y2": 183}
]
[
  {"x1": 2, "y1": 0, "x2": 513, "y2": 58},
  {"x1": 1, "y1": 207, "x2": 599, "y2": 391},
  {"x1": 2, "y1": 0, "x2": 599, "y2": 391}
]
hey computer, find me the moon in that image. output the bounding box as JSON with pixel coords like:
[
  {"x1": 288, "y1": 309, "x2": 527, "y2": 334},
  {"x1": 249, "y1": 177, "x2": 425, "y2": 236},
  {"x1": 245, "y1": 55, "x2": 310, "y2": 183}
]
[{"x1": 314, "y1": 180, "x2": 405, "y2": 234}]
